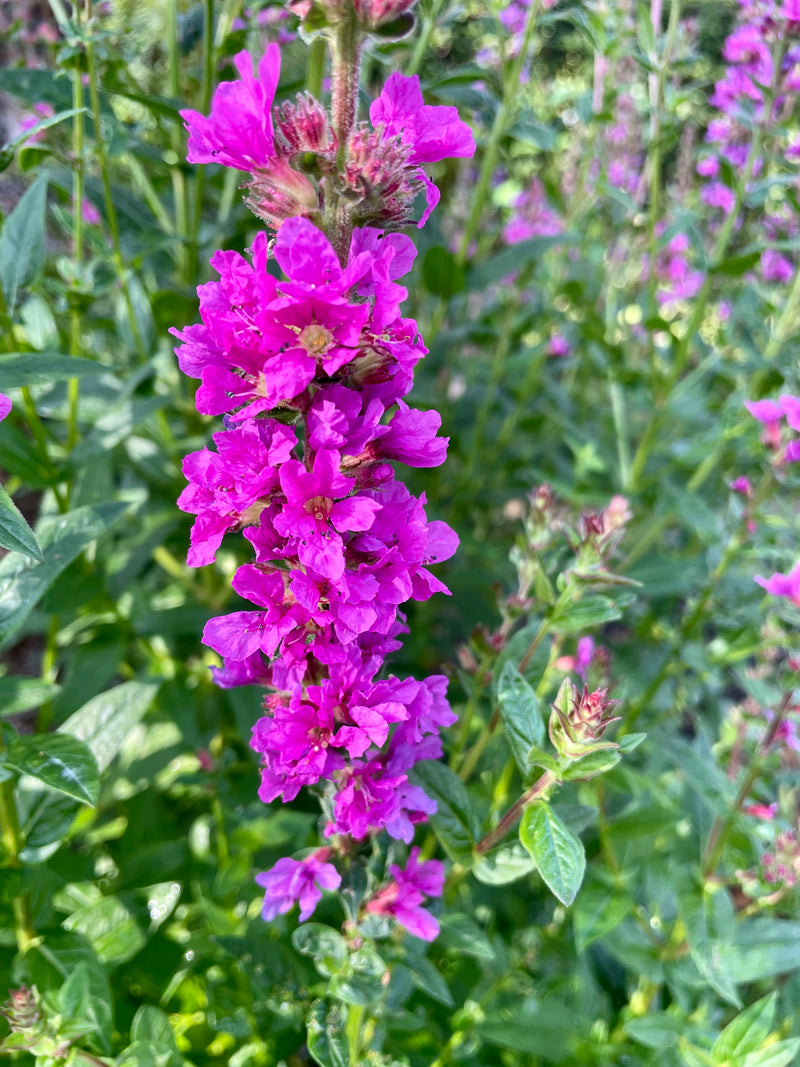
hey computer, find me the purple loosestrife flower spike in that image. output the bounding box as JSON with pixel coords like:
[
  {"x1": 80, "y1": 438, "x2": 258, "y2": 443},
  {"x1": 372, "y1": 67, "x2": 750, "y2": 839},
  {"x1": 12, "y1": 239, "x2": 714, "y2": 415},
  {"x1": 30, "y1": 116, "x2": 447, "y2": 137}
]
[{"x1": 175, "y1": 32, "x2": 469, "y2": 934}]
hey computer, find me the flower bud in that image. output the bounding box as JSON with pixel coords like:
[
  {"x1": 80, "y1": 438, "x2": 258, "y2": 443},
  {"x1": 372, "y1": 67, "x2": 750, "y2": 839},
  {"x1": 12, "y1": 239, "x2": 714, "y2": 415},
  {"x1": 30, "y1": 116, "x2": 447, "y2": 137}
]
[
  {"x1": 354, "y1": 0, "x2": 417, "y2": 32},
  {"x1": 548, "y1": 678, "x2": 621, "y2": 761},
  {"x1": 243, "y1": 158, "x2": 321, "y2": 230},
  {"x1": 276, "y1": 94, "x2": 336, "y2": 158},
  {"x1": 0, "y1": 985, "x2": 41, "y2": 1033}
]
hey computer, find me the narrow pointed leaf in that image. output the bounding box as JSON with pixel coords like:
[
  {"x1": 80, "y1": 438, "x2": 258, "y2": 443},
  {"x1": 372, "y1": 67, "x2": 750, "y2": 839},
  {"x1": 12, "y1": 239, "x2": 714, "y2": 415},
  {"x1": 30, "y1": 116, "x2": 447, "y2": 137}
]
[{"x1": 0, "y1": 483, "x2": 43, "y2": 561}]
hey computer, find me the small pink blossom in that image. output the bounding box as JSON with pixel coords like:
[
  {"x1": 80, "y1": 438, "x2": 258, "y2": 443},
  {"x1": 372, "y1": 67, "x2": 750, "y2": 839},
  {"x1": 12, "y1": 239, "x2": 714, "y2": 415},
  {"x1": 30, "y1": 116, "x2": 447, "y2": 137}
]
[
  {"x1": 755, "y1": 562, "x2": 800, "y2": 605},
  {"x1": 256, "y1": 852, "x2": 341, "y2": 922}
]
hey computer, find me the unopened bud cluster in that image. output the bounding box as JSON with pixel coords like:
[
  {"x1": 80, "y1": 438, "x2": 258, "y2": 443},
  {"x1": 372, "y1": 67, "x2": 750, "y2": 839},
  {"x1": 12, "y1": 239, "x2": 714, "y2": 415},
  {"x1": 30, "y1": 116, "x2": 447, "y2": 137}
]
[{"x1": 549, "y1": 678, "x2": 622, "y2": 762}]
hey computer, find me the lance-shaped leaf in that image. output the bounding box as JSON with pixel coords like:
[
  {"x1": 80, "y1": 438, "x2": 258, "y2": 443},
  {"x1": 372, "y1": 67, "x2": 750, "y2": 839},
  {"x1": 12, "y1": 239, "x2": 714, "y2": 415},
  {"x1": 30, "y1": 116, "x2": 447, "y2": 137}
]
[
  {"x1": 0, "y1": 483, "x2": 43, "y2": 561},
  {"x1": 3, "y1": 733, "x2": 99, "y2": 805},
  {"x1": 520, "y1": 801, "x2": 586, "y2": 906},
  {"x1": 497, "y1": 662, "x2": 545, "y2": 775}
]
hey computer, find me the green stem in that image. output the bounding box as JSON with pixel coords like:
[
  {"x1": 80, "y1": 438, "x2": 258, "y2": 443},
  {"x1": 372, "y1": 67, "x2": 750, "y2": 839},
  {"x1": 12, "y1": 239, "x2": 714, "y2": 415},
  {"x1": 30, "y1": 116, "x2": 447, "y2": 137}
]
[
  {"x1": 69, "y1": 19, "x2": 85, "y2": 459},
  {"x1": 327, "y1": 12, "x2": 363, "y2": 263},
  {"x1": 306, "y1": 36, "x2": 325, "y2": 98},
  {"x1": 85, "y1": 6, "x2": 148, "y2": 359},
  {"x1": 188, "y1": 0, "x2": 216, "y2": 277},
  {"x1": 645, "y1": 0, "x2": 681, "y2": 319},
  {"x1": 406, "y1": 0, "x2": 445, "y2": 77},
  {"x1": 0, "y1": 734, "x2": 35, "y2": 953},
  {"x1": 701, "y1": 689, "x2": 792, "y2": 880},
  {"x1": 167, "y1": 0, "x2": 191, "y2": 283},
  {"x1": 474, "y1": 770, "x2": 557, "y2": 855},
  {"x1": 346, "y1": 1004, "x2": 365, "y2": 1061},
  {"x1": 456, "y1": 0, "x2": 540, "y2": 265},
  {"x1": 610, "y1": 377, "x2": 632, "y2": 491}
]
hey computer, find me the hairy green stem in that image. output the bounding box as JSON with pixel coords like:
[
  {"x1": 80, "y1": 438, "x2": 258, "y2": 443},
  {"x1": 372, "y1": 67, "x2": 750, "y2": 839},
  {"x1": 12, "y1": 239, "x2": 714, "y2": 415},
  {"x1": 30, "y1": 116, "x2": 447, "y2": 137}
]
[{"x1": 327, "y1": 12, "x2": 363, "y2": 263}]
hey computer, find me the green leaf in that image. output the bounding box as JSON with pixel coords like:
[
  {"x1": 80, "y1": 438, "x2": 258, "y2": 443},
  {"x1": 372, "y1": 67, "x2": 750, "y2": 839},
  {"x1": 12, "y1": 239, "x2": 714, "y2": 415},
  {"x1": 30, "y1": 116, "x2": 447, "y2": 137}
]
[
  {"x1": 59, "y1": 680, "x2": 160, "y2": 772},
  {"x1": 742, "y1": 1040, "x2": 800, "y2": 1067},
  {"x1": 624, "y1": 1013, "x2": 684, "y2": 1051},
  {"x1": 0, "y1": 420, "x2": 59, "y2": 487},
  {"x1": 438, "y1": 914, "x2": 496, "y2": 960},
  {"x1": 714, "y1": 250, "x2": 760, "y2": 276},
  {"x1": 681, "y1": 889, "x2": 741, "y2": 1007},
  {"x1": 306, "y1": 999, "x2": 349, "y2": 1067},
  {"x1": 329, "y1": 972, "x2": 384, "y2": 1008},
  {"x1": 25, "y1": 933, "x2": 113, "y2": 1051},
  {"x1": 573, "y1": 883, "x2": 633, "y2": 951},
  {"x1": 0, "y1": 175, "x2": 48, "y2": 311},
  {"x1": 410, "y1": 955, "x2": 454, "y2": 1006},
  {"x1": 466, "y1": 234, "x2": 574, "y2": 289},
  {"x1": 520, "y1": 802, "x2": 586, "y2": 906},
  {"x1": 0, "y1": 502, "x2": 128, "y2": 649},
  {"x1": 712, "y1": 993, "x2": 775, "y2": 1059},
  {"x1": 715, "y1": 919, "x2": 800, "y2": 985},
  {"x1": 421, "y1": 246, "x2": 465, "y2": 297},
  {"x1": 1, "y1": 107, "x2": 86, "y2": 152},
  {"x1": 562, "y1": 747, "x2": 621, "y2": 781},
  {"x1": 58, "y1": 961, "x2": 91, "y2": 1021},
  {"x1": 473, "y1": 842, "x2": 538, "y2": 885},
  {"x1": 411, "y1": 760, "x2": 480, "y2": 860},
  {"x1": 0, "y1": 483, "x2": 43, "y2": 561},
  {"x1": 497, "y1": 662, "x2": 545, "y2": 774},
  {"x1": 0, "y1": 676, "x2": 61, "y2": 716},
  {"x1": 0, "y1": 353, "x2": 106, "y2": 388},
  {"x1": 492, "y1": 619, "x2": 552, "y2": 693},
  {"x1": 292, "y1": 924, "x2": 347, "y2": 977},
  {"x1": 478, "y1": 997, "x2": 587, "y2": 1060},
  {"x1": 63, "y1": 895, "x2": 146, "y2": 965},
  {"x1": 130, "y1": 1007, "x2": 182, "y2": 1067},
  {"x1": 550, "y1": 595, "x2": 622, "y2": 634},
  {"x1": 525, "y1": 746, "x2": 560, "y2": 773},
  {"x1": 618, "y1": 732, "x2": 646, "y2": 753},
  {"x1": 3, "y1": 733, "x2": 99, "y2": 805}
]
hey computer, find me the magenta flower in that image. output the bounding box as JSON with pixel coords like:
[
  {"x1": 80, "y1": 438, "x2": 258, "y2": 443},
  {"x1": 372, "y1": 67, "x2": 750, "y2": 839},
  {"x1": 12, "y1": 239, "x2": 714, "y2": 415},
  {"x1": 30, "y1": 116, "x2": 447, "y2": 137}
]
[
  {"x1": 368, "y1": 73, "x2": 476, "y2": 225},
  {"x1": 0, "y1": 394, "x2": 11, "y2": 422},
  {"x1": 274, "y1": 450, "x2": 381, "y2": 580},
  {"x1": 729, "y1": 476, "x2": 753, "y2": 496},
  {"x1": 180, "y1": 47, "x2": 280, "y2": 171},
  {"x1": 256, "y1": 853, "x2": 341, "y2": 922},
  {"x1": 745, "y1": 398, "x2": 785, "y2": 424},
  {"x1": 755, "y1": 563, "x2": 800, "y2": 605},
  {"x1": 365, "y1": 846, "x2": 444, "y2": 940}
]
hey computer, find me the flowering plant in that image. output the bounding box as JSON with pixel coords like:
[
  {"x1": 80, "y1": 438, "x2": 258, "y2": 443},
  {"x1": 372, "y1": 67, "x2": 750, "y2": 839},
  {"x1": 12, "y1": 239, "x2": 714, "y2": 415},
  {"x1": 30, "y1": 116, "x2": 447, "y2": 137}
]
[{"x1": 1, "y1": 2, "x2": 800, "y2": 1066}]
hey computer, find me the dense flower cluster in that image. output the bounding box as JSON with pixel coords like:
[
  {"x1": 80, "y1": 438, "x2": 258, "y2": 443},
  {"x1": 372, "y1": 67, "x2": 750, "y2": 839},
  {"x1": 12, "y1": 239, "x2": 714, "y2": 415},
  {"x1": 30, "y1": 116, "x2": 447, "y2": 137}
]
[
  {"x1": 699, "y1": 0, "x2": 800, "y2": 284},
  {"x1": 175, "y1": 35, "x2": 472, "y2": 936},
  {"x1": 179, "y1": 47, "x2": 473, "y2": 231}
]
